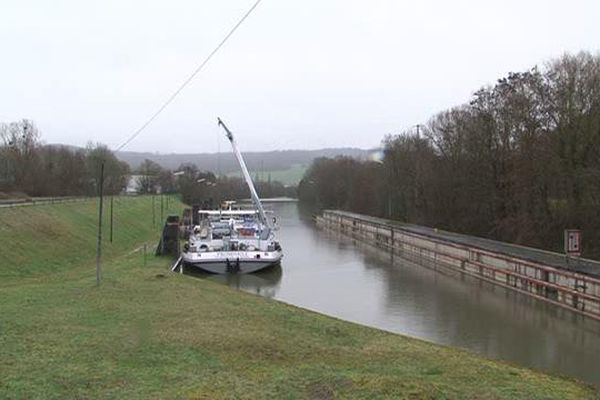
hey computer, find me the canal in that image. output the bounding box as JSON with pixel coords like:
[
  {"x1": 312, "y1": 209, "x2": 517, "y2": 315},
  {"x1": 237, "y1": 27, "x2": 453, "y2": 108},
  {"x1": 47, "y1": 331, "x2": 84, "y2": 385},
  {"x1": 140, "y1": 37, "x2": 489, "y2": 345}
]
[{"x1": 189, "y1": 202, "x2": 600, "y2": 387}]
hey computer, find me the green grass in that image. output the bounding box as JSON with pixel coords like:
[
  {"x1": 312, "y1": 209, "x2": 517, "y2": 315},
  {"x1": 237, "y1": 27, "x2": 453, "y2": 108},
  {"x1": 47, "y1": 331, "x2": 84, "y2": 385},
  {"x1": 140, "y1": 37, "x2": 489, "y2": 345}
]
[
  {"x1": 228, "y1": 164, "x2": 308, "y2": 186},
  {"x1": 0, "y1": 195, "x2": 180, "y2": 280},
  {"x1": 0, "y1": 197, "x2": 598, "y2": 399},
  {"x1": 265, "y1": 164, "x2": 307, "y2": 186}
]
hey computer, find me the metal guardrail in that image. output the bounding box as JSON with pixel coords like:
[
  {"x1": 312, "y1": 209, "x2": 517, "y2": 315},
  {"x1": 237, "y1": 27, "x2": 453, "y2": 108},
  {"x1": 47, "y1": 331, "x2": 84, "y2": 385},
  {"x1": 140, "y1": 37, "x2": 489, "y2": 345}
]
[
  {"x1": 0, "y1": 194, "x2": 170, "y2": 209},
  {"x1": 318, "y1": 210, "x2": 600, "y2": 322},
  {"x1": 326, "y1": 209, "x2": 600, "y2": 278},
  {"x1": 0, "y1": 196, "x2": 95, "y2": 208}
]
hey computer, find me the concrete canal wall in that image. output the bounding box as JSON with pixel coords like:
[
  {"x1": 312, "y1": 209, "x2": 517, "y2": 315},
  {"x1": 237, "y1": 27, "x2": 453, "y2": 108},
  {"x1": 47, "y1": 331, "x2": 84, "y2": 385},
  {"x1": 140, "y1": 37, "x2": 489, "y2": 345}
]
[{"x1": 317, "y1": 210, "x2": 600, "y2": 321}]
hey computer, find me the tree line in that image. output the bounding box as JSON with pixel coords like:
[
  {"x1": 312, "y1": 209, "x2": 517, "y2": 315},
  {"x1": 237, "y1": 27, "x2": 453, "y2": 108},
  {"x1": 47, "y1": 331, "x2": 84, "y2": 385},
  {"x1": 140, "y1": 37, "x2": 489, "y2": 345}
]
[
  {"x1": 299, "y1": 52, "x2": 600, "y2": 258},
  {"x1": 130, "y1": 158, "x2": 295, "y2": 206},
  {"x1": 0, "y1": 121, "x2": 295, "y2": 205},
  {"x1": 172, "y1": 161, "x2": 295, "y2": 207},
  {"x1": 0, "y1": 120, "x2": 128, "y2": 197}
]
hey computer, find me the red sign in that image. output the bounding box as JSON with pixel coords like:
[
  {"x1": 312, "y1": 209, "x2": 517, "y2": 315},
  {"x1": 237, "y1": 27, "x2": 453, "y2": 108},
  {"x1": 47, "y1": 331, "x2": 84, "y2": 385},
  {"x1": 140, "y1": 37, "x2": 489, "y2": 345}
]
[{"x1": 564, "y1": 229, "x2": 582, "y2": 256}]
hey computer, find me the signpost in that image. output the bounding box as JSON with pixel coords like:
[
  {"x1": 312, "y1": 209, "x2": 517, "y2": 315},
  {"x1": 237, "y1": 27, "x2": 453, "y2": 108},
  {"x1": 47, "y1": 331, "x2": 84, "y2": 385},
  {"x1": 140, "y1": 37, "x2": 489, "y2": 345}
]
[
  {"x1": 564, "y1": 229, "x2": 582, "y2": 270},
  {"x1": 564, "y1": 229, "x2": 582, "y2": 257}
]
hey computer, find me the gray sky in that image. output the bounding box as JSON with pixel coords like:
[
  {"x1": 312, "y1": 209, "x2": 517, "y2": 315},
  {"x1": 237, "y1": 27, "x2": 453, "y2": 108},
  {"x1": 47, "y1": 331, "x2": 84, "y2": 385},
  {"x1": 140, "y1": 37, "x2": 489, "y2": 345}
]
[{"x1": 1, "y1": 0, "x2": 598, "y2": 153}]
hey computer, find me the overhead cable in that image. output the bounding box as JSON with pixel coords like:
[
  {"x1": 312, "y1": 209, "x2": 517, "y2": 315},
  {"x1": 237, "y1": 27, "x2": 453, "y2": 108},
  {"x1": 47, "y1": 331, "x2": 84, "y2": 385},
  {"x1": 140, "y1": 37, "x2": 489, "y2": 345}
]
[{"x1": 115, "y1": 0, "x2": 263, "y2": 151}]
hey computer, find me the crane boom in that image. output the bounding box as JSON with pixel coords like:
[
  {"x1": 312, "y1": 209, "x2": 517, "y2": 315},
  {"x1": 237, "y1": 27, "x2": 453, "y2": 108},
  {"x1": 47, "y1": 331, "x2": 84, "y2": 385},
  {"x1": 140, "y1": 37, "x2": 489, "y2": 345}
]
[{"x1": 218, "y1": 118, "x2": 271, "y2": 229}]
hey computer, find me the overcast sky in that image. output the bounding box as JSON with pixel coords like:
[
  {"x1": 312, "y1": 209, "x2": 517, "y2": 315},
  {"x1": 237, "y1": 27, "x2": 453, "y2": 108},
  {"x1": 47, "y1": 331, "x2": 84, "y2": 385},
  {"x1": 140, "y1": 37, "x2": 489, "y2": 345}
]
[{"x1": 1, "y1": 0, "x2": 598, "y2": 153}]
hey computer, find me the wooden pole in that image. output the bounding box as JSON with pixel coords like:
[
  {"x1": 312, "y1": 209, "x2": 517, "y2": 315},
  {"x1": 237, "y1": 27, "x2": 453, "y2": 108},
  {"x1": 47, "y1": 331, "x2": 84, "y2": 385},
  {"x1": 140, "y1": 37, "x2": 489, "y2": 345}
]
[
  {"x1": 96, "y1": 162, "x2": 105, "y2": 287},
  {"x1": 109, "y1": 195, "x2": 114, "y2": 243},
  {"x1": 160, "y1": 194, "x2": 164, "y2": 225}
]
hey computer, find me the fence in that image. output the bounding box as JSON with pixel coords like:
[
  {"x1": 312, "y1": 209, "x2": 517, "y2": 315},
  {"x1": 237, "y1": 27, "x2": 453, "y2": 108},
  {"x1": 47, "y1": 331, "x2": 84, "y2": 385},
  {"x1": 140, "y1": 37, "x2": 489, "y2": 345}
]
[{"x1": 0, "y1": 196, "x2": 95, "y2": 208}]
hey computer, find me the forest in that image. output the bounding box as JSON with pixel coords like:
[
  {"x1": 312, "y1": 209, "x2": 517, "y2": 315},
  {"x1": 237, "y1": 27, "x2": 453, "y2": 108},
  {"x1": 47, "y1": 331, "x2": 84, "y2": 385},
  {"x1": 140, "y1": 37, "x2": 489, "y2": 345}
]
[{"x1": 299, "y1": 52, "x2": 600, "y2": 258}]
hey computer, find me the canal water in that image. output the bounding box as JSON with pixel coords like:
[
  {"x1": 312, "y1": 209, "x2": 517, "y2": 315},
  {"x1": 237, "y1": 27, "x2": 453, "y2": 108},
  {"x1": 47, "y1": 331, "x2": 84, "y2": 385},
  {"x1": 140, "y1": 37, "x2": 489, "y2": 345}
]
[{"x1": 189, "y1": 202, "x2": 600, "y2": 387}]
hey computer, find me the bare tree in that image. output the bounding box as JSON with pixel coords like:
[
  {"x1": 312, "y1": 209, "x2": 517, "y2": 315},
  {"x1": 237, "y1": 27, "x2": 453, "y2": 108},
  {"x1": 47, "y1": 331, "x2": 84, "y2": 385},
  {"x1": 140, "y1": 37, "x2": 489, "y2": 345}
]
[{"x1": 299, "y1": 51, "x2": 600, "y2": 258}]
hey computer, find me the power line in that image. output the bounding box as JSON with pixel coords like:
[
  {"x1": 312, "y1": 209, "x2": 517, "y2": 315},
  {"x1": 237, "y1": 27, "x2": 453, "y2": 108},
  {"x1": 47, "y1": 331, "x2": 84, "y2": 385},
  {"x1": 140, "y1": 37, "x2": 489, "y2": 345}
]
[{"x1": 115, "y1": 0, "x2": 263, "y2": 152}]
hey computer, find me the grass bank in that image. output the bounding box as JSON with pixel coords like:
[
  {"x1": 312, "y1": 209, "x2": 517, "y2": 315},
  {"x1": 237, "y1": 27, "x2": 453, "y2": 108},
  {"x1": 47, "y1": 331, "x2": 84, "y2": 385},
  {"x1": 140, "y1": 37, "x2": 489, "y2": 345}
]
[
  {"x1": 0, "y1": 197, "x2": 598, "y2": 399},
  {"x1": 0, "y1": 195, "x2": 180, "y2": 280}
]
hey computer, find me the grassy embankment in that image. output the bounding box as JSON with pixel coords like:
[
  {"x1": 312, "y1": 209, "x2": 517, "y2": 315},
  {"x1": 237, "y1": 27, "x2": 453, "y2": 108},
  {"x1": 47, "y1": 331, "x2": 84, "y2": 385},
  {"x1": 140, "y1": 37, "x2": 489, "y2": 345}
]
[{"x1": 0, "y1": 196, "x2": 598, "y2": 399}]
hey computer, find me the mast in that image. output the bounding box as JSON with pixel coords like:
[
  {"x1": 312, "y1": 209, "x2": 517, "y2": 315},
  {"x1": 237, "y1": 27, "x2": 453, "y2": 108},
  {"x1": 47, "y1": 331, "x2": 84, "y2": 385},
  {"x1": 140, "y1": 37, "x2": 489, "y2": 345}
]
[{"x1": 218, "y1": 118, "x2": 271, "y2": 229}]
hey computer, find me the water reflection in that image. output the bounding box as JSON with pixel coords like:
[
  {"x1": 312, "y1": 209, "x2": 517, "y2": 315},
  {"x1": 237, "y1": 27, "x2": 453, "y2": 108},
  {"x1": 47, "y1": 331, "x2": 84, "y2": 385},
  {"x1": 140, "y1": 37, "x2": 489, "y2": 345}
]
[
  {"x1": 185, "y1": 265, "x2": 283, "y2": 299},
  {"x1": 361, "y1": 241, "x2": 600, "y2": 383},
  {"x1": 188, "y1": 202, "x2": 600, "y2": 387}
]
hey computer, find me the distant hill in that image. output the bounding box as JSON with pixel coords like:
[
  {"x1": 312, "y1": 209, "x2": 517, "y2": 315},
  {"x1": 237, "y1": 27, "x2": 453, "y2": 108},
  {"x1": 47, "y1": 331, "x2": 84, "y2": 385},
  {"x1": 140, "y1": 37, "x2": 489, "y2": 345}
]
[{"x1": 114, "y1": 148, "x2": 375, "y2": 185}]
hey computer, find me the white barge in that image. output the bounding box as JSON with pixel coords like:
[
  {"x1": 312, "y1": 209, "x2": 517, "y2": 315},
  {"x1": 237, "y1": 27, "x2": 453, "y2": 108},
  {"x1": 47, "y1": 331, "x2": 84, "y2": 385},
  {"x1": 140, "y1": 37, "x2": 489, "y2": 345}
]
[{"x1": 181, "y1": 119, "x2": 283, "y2": 274}]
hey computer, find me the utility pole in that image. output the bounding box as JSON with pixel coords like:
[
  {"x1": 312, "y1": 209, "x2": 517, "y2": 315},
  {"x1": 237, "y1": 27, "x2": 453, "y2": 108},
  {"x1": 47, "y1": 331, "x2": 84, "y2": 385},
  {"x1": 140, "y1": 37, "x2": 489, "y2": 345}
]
[
  {"x1": 96, "y1": 162, "x2": 105, "y2": 287},
  {"x1": 109, "y1": 195, "x2": 114, "y2": 243}
]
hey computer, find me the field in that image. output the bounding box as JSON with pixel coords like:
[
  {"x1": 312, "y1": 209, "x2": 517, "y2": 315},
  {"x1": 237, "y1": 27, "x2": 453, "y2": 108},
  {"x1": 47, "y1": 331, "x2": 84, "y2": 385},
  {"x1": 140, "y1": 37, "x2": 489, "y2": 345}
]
[
  {"x1": 0, "y1": 197, "x2": 598, "y2": 399},
  {"x1": 264, "y1": 164, "x2": 308, "y2": 185},
  {"x1": 228, "y1": 163, "x2": 308, "y2": 186}
]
